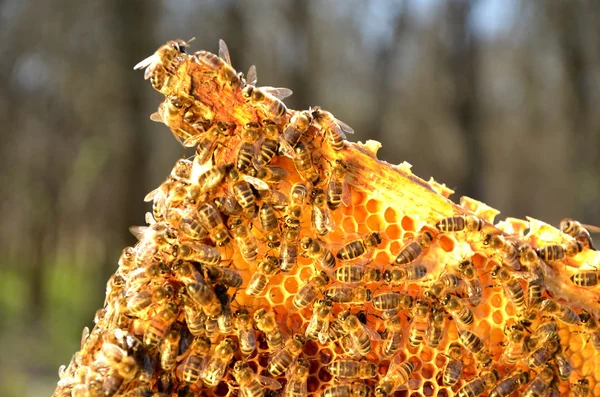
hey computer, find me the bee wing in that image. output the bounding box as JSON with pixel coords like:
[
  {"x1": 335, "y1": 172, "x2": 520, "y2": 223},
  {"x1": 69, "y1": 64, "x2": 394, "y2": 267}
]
[
  {"x1": 261, "y1": 87, "x2": 293, "y2": 100},
  {"x1": 246, "y1": 65, "x2": 258, "y2": 86},
  {"x1": 362, "y1": 324, "x2": 382, "y2": 341},
  {"x1": 144, "y1": 187, "x2": 160, "y2": 202},
  {"x1": 581, "y1": 224, "x2": 600, "y2": 233},
  {"x1": 386, "y1": 352, "x2": 406, "y2": 374},
  {"x1": 242, "y1": 175, "x2": 269, "y2": 191},
  {"x1": 218, "y1": 39, "x2": 232, "y2": 65},
  {"x1": 263, "y1": 189, "x2": 289, "y2": 208},
  {"x1": 133, "y1": 54, "x2": 157, "y2": 72},
  {"x1": 318, "y1": 319, "x2": 331, "y2": 344},
  {"x1": 277, "y1": 138, "x2": 296, "y2": 159},
  {"x1": 336, "y1": 119, "x2": 355, "y2": 135},
  {"x1": 149, "y1": 111, "x2": 164, "y2": 124},
  {"x1": 80, "y1": 326, "x2": 90, "y2": 349},
  {"x1": 129, "y1": 226, "x2": 148, "y2": 241},
  {"x1": 315, "y1": 206, "x2": 335, "y2": 233},
  {"x1": 257, "y1": 375, "x2": 283, "y2": 390},
  {"x1": 182, "y1": 133, "x2": 206, "y2": 148},
  {"x1": 408, "y1": 379, "x2": 422, "y2": 391},
  {"x1": 145, "y1": 212, "x2": 156, "y2": 225},
  {"x1": 341, "y1": 180, "x2": 351, "y2": 207}
]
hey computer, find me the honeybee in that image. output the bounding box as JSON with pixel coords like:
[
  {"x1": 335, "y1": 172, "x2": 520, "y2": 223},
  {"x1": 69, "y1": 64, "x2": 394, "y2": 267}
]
[
  {"x1": 525, "y1": 321, "x2": 558, "y2": 351},
  {"x1": 173, "y1": 242, "x2": 221, "y2": 265},
  {"x1": 424, "y1": 272, "x2": 460, "y2": 300},
  {"x1": 572, "y1": 377, "x2": 591, "y2": 397},
  {"x1": 518, "y1": 243, "x2": 539, "y2": 267},
  {"x1": 326, "y1": 159, "x2": 351, "y2": 210},
  {"x1": 159, "y1": 327, "x2": 181, "y2": 371},
  {"x1": 499, "y1": 324, "x2": 527, "y2": 365},
  {"x1": 325, "y1": 285, "x2": 372, "y2": 305},
  {"x1": 442, "y1": 342, "x2": 464, "y2": 386},
  {"x1": 177, "y1": 210, "x2": 209, "y2": 240},
  {"x1": 372, "y1": 291, "x2": 413, "y2": 312},
  {"x1": 380, "y1": 311, "x2": 403, "y2": 358},
  {"x1": 234, "y1": 308, "x2": 257, "y2": 356},
  {"x1": 578, "y1": 310, "x2": 600, "y2": 351},
  {"x1": 134, "y1": 39, "x2": 191, "y2": 92},
  {"x1": 254, "y1": 120, "x2": 280, "y2": 169},
  {"x1": 254, "y1": 308, "x2": 286, "y2": 350},
  {"x1": 311, "y1": 107, "x2": 354, "y2": 151},
  {"x1": 232, "y1": 361, "x2": 283, "y2": 397},
  {"x1": 191, "y1": 163, "x2": 231, "y2": 197},
  {"x1": 268, "y1": 334, "x2": 305, "y2": 376},
  {"x1": 522, "y1": 366, "x2": 554, "y2": 397},
  {"x1": 560, "y1": 218, "x2": 598, "y2": 250},
  {"x1": 127, "y1": 284, "x2": 174, "y2": 318},
  {"x1": 197, "y1": 202, "x2": 230, "y2": 246},
  {"x1": 338, "y1": 310, "x2": 380, "y2": 356},
  {"x1": 300, "y1": 237, "x2": 336, "y2": 270},
  {"x1": 406, "y1": 299, "x2": 430, "y2": 349},
  {"x1": 182, "y1": 337, "x2": 210, "y2": 384},
  {"x1": 440, "y1": 293, "x2": 474, "y2": 327},
  {"x1": 333, "y1": 264, "x2": 381, "y2": 284},
  {"x1": 337, "y1": 232, "x2": 382, "y2": 261},
  {"x1": 246, "y1": 256, "x2": 280, "y2": 297},
  {"x1": 327, "y1": 359, "x2": 377, "y2": 379},
  {"x1": 203, "y1": 337, "x2": 237, "y2": 386},
  {"x1": 570, "y1": 269, "x2": 600, "y2": 287},
  {"x1": 527, "y1": 339, "x2": 559, "y2": 369},
  {"x1": 280, "y1": 225, "x2": 300, "y2": 272},
  {"x1": 482, "y1": 233, "x2": 521, "y2": 270},
  {"x1": 195, "y1": 39, "x2": 240, "y2": 88},
  {"x1": 144, "y1": 302, "x2": 179, "y2": 349},
  {"x1": 383, "y1": 264, "x2": 428, "y2": 284},
  {"x1": 229, "y1": 168, "x2": 270, "y2": 218},
  {"x1": 229, "y1": 217, "x2": 259, "y2": 264},
  {"x1": 394, "y1": 231, "x2": 434, "y2": 265},
  {"x1": 214, "y1": 284, "x2": 234, "y2": 334},
  {"x1": 282, "y1": 359, "x2": 310, "y2": 397},
  {"x1": 491, "y1": 265, "x2": 526, "y2": 314},
  {"x1": 253, "y1": 165, "x2": 288, "y2": 184},
  {"x1": 279, "y1": 110, "x2": 313, "y2": 156},
  {"x1": 181, "y1": 292, "x2": 206, "y2": 336},
  {"x1": 242, "y1": 72, "x2": 292, "y2": 121},
  {"x1": 117, "y1": 246, "x2": 136, "y2": 273},
  {"x1": 305, "y1": 299, "x2": 333, "y2": 343},
  {"x1": 310, "y1": 187, "x2": 334, "y2": 235},
  {"x1": 293, "y1": 270, "x2": 330, "y2": 309},
  {"x1": 187, "y1": 283, "x2": 222, "y2": 318},
  {"x1": 537, "y1": 241, "x2": 583, "y2": 261},
  {"x1": 457, "y1": 259, "x2": 482, "y2": 307},
  {"x1": 237, "y1": 122, "x2": 261, "y2": 172},
  {"x1": 322, "y1": 382, "x2": 370, "y2": 397},
  {"x1": 203, "y1": 265, "x2": 243, "y2": 288},
  {"x1": 293, "y1": 141, "x2": 320, "y2": 183},
  {"x1": 259, "y1": 203, "x2": 282, "y2": 249},
  {"x1": 458, "y1": 329, "x2": 492, "y2": 367},
  {"x1": 374, "y1": 356, "x2": 415, "y2": 397},
  {"x1": 436, "y1": 215, "x2": 484, "y2": 234},
  {"x1": 539, "y1": 298, "x2": 580, "y2": 324},
  {"x1": 554, "y1": 347, "x2": 572, "y2": 381},
  {"x1": 184, "y1": 122, "x2": 232, "y2": 165},
  {"x1": 285, "y1": 182, "x2": 308, "y2": 229},
  {"x1": 426, "y1": 305, "x2": 446, "y2": 348},
  {"x1": 150, "y1": 96, "x2": 206, "y2": 143},
  {"x1": 100, "y1": 343, "x2": 138, "y2": 379},
  {"x1": 456, "y1": 369, "x2": 499, "y2": 397},
  {"x1": 488, "y1": 370, "x2": 529, "y2": 397}
]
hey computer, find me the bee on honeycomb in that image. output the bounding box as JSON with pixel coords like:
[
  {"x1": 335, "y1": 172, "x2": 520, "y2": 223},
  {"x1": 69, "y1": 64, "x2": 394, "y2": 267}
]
[{"x1": 54, "y1": 39, "x2": 600, "y2": 397}]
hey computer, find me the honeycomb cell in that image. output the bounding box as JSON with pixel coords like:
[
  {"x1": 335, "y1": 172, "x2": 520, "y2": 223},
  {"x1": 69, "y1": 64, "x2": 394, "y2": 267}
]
[
  {"x1": 402, "y1": 216, "x2": 416, "y2": 232},
  {"x1": 384, "y1": 206, "x2": 399, "y2": 224},
  {"x1": 366, "y1": 198, "x2": 383, "y2": 214},
  {"x1": 354, "y1": 205, "x2": 369, "y2": 222},
  {"x1": 341, "y1": 216, "x2": 358, "y2": 234},
  {"x1": 284, "y1": 277, "x2": 299, "y2": 294},
  {"x1": 367, "y1": 214, "x2": 382, "y2": 232},
  {"x1": 318, "y1": 366, "x2": 332, "y2": 383},
  {"x1": 386, "y1": 223, "x2": 403, "y2": 241},
  {"x1": 437, "y1": 235, "x2": 455, "y2": 253},
  {"x1": 492, "y1": 310, "x2": 504, "y2": 325},
  {"x1": 422, "y1": 381, "x2": 435, "y2": 396}
]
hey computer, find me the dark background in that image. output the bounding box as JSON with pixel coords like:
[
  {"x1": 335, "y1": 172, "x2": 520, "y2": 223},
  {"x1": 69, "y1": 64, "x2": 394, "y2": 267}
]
[{"x1": 1, "y1": 1, "x2": 599, "y2": 395}]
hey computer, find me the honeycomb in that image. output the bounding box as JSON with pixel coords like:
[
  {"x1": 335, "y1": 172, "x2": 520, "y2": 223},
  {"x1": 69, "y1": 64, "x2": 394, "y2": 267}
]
[{"x1": 53, "y1": 39, "x2": 600, "y2": 397}]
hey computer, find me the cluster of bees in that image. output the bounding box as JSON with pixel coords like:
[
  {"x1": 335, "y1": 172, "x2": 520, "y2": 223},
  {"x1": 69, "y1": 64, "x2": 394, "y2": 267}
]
[{"x1": 54, "y1": 39, "x2": 600, "y2": 397}]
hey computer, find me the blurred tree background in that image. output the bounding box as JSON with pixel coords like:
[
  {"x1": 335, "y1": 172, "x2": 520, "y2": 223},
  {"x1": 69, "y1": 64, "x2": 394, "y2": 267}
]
[{"x1": 1, "y1": 0, "x2": 599, "y2": 395}]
